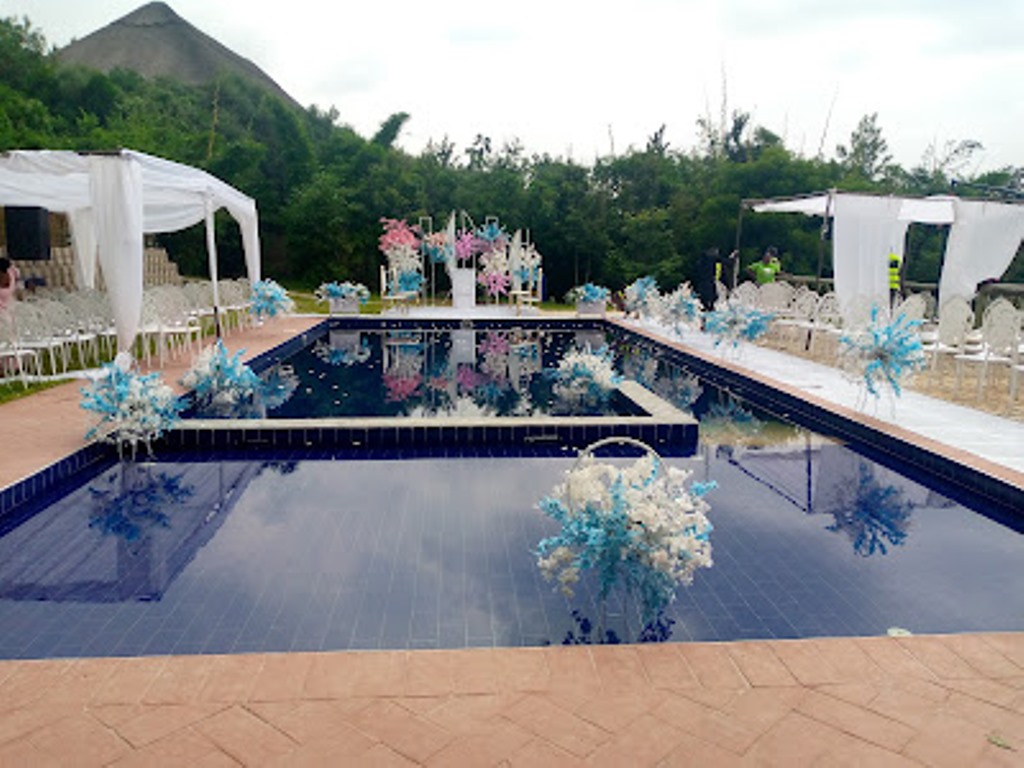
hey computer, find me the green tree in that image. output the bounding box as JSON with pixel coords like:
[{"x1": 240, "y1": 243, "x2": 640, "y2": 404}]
[{"x1": 836, "y1": 113, "x2": 893, "y2": 182}]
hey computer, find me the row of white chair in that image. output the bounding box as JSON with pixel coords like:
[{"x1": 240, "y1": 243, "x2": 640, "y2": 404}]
[{"x1": 0, "y1": 279, "x2": 254, "y2": 384}]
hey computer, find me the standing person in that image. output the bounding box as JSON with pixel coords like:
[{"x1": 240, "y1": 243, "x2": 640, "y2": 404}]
[
  {"x1": 695, "y1": 247, "x2": 720, "y2": 310},
  {"x1": 888, "y1": 250, "x2": 902, "y2": 307},
  {"x1": 749, "y1": 246, "x2": 781, "y2": 285},
  {"x1": 0, "y1": 257, "x2": 19, "y2": 316}
]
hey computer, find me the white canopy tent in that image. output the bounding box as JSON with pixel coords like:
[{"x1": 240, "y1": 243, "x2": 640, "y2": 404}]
[
  {"x1": 0, "y1": 149, "x2": 261, "y2": 355},
  {"x1": 751, "y1": 191, "x2": 1024, "y2": 317}
]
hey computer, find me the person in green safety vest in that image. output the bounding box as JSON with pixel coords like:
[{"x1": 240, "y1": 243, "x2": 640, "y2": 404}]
[
  {"x1": 888, "y1": 251, "x2": 902, "y2": 305},
  {"x1": 749, "y1": 246, "x2": 782, "y2": 284}
]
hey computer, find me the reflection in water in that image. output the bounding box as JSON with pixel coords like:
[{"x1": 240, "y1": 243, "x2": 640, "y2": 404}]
[
  {"x1": 89, "y1": 463, "x2": 192, "y2": 542},
  {"x1": 245, "y1": 327, "x2": 650, "y2": 419},
  {"x1": 0, "y1": 461, "x2": 256, "y2": 603},
  {"x1": 619, "y1": 342, "x2": 702, "y2": 413},
  {"x1": 819, "y1": 460, "x2": 913, "y2": 557},
  {"x1": 314, "y1": 330, "x2": 371, "y2": 366},
  {"x1": 700, "y1": 395, "x2": 764, "y2": 445}
]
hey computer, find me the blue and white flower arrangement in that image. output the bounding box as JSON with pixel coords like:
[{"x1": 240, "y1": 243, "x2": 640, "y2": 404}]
[
  {"x1": 249, "y1": 278, "x2": 295, "y2": 319},
  {"x1": 623, "y1": 276, "x2": 660, "y2": 317},
  {"x1": 566, "y1": 282, "x2": 610, "y2": 305},
  {"x1": 657, "y1": 284, "x2": 704, "y2": 334},
  {"x1": 549, "y1": 345, "x2": 622, "y2": 407},
  {"x1": 181, "y1": 340, "x2": 263, "y2": 418},
  {"x1": 537, "y1": 439, "x2": 715, "y2": 628},
  {"x1": 515, "y1": 243, "x2": 543, "y2": 286},
  {"x1": 391, "y1": 269, "x2": 424, "y2": 296},
  {"x1": 316, "y1": 281, "x2": 370, "y2": 304},
  {"x1": 704, "y1": 304, "x2": 774, "y2": 349},
  {"x1": 80, "y1": 358, "x2": 182, "y2": 459},
  {"x1": 839, "y1": 307, "x2": 926, "y2": 401}
]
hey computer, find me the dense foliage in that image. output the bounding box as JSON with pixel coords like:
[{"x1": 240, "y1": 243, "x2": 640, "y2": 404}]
[{"x1": 2, "y1": 16, "x2": 1021, "y2": 296}]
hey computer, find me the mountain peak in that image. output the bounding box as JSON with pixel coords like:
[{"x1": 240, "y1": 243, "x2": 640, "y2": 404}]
[
  {"x1": 57, "y1": 3, "x2": 300, "y2": 108},
  {"x1": 118, "y1": 2, "x2": 182, "y2": 26}
]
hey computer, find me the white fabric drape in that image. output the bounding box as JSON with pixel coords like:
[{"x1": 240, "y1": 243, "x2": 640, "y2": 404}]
[
  {"x1": 939, "y1": 199, "x2": 1024, "y2": 305},
  {"x1": 89, "y1": 156, "x2": 144, "y2": 354},
  {"x1": 832, "y1": 194, "x2": 908, "y2": 321},
  {"x1": 68, "y1": 208, "x2": 97, "y2": 289},
  {"x1": 0, "y1": 149, "x2": 261, "y2": 354}
]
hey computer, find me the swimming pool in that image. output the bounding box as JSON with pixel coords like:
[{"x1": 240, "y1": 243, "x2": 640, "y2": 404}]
[{"x1": 0, "y1": 319, "x2": 1021, "y2": 659}]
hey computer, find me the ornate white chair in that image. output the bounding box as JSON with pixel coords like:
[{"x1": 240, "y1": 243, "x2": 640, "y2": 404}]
[
  {"x1": 921, "y1": 296, "x2": 975, "y2": 386},
  {"x1": 953, "y1": 298, "x2": 1021, "y2": 398},
  {"x1": 729, "y1": 281, "x2": 759, "y2": 308},
  {"x1": 0, "y1": 312, "x2": 39, "y2": 386},
  {"x1": 805, "y1": 292, "x2": 843, "y2": 359},
  {"x1": 776, "y1": 289, "x2": 820, "y2": 351}
]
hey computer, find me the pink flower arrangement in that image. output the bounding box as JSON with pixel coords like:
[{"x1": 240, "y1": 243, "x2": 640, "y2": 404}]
[
  {"x1": 383, "y1": 373, "x2": 422, "y2": 402},
  {"x1": 379, "y1": 218, "x2": 420, "y2": 254},
  {"x1": 455, "y1": 231, "x2": 477, "y2": 263},
  {"x1": 478, "y1": 269, "x2": 511, "y2": 297},
  {"x1": 456, "y1": 364, "x2": 482, "y2": 392},
  {"x1": 478, "y1": 331, "x2": 510, "y2": 356}
]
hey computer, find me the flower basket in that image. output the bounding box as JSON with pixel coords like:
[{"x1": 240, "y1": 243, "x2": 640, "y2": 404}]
[{"x1": 536, "y1": 436, "x2": 715, "y2": 638}]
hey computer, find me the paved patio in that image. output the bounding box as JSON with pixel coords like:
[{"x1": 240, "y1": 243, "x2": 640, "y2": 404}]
[{"x1": 0, "y1": 313, "x2": 1022, "y2": 766}]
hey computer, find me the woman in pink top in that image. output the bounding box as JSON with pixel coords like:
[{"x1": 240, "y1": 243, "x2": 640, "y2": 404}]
[{"x1": 0, "y1": 257, "x2": 20, "y2": 314}]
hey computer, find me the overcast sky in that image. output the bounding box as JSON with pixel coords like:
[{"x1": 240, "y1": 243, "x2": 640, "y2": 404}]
[{"x1": 5, "y1": 0, "x2": 1022, "y2": 172}]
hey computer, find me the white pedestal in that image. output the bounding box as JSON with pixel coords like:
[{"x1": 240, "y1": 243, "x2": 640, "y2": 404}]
[
  {"x1": 328, "y1": 297, "x2": 359, "y2": 315},
  {"x1": 452, "y1": 268, "x2": 477, "y2": 310},
  {"x1": 450, "y1": 329, "x2": 476, "y2": 366},
  {"x1": 576, "y1": 300, "x2": 606, "y2": 317}
]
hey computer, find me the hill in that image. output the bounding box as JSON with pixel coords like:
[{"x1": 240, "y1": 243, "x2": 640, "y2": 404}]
[{"x1": 56, "y1": 1, "x2": 300, "y2": 109}]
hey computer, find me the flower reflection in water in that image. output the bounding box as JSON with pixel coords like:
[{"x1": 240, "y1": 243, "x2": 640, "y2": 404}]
[
  {"x1": 88, "y1": 463, "x2": 194, "y2": 543},
  {"x1": 821, "y1": 461, "x2": 912, "y2": 557}
]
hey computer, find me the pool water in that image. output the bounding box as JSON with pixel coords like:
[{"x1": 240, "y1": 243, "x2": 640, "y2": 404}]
[
  {"x1": 1, "y1": 415, "x2": 1021, "y2": 659},
  {"x1": 3, "y1": 320, "x2": 1022, "y2": 659},
  {"x1": 190, "y1": 326, "x2": 649, "y2": 419}
]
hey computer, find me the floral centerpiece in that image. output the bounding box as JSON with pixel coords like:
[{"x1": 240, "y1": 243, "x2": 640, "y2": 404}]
[
  {"x1": 839, "y1": 306, "x2": 926, "y2": 406},
  {"x1": 422, "y1": 231, "x2": 451, "y2": 265},
  {"x1": 379, "y1": 218, "x2": 424, "y2": 298},
  {"x1": 181, "y1": 340, "x2": 264, "y2": 418},
  {"x1": 182, "y1": 341, "x2": 297, "y2": 417},
  {"x1": 80, "y1": 357, "x2": 182, "y2": 459},
  {"x1": 703, "y1": 304, "x2": 773, "y2": 352},
  {"x1": 514, "y1": 243, "x2": 543, "y2": 289},
  {"x1": 656, "y1": 283, "x2": 703, "y2": 334},
  {"x1": 249, "y1": 278, "x2": 295, "y2": 320},
  {"x1": 568, "y1": 283, "x2": 610, "y2": 316},
  {"x1": 477, "y1": 247, "x2": 511, "y2": 299},
  {"x1": 537, "y1": 438, "x2": 715, "y2": 636},
  {"x1": 549, "y1": 345, "x2": 622, "y2": 409},
  {"x1": 623, "y1": 276, "x2": 660, "y2": 318},
  {"x1": 316, "y1": 281, "x2": 370, "y2": 314}
]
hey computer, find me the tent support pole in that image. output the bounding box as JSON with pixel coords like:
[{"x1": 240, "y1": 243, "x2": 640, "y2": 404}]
[
  {"x1": 733, "y1": 201, "x2": 745, "y2": 289},
  {"x1": 815, "y1": 191, "x2": 834, "y2": 291},
  {"x1": 205, "y1": 197, "x2": 223, "y2": 341}
]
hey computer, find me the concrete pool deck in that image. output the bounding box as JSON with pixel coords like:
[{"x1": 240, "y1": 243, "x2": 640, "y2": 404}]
[{"x1": 0, "y1": 313, "x2": 1022, "y2": 765}]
